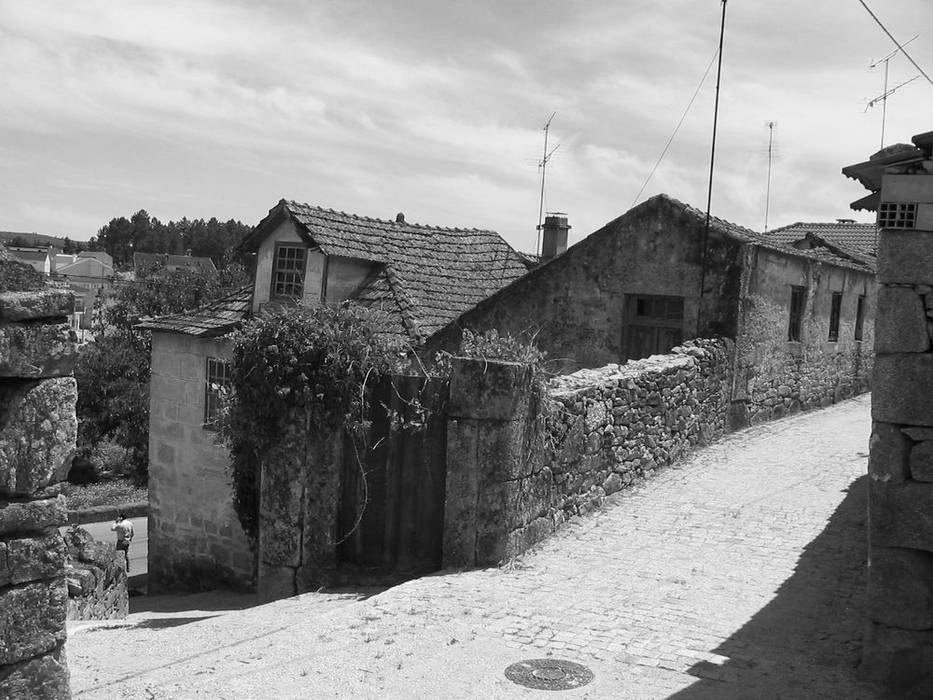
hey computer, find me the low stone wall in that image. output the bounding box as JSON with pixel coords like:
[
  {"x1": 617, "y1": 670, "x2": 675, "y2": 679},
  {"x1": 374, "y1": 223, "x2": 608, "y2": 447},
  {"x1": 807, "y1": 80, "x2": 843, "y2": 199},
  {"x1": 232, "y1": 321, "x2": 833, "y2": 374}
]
[
  {"x1": 0, "y1": 254, "x2": 76, "y2": 699},
  {"x1": 862, "y1": 229, "x2": 933, "y2": 689},
  {"x1": 63, "y1": 527, "x2": 128, "y2": 621},
  {"x1": 444, "y1": 338, "x2": 734, "y2": 568}
]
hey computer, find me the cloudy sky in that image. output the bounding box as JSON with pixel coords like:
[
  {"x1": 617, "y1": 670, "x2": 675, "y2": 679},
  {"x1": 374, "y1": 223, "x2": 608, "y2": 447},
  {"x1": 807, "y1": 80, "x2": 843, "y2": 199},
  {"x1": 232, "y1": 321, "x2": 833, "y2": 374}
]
[{"x1": 1, "y1": 1, "x2": 932, "y2": 251}]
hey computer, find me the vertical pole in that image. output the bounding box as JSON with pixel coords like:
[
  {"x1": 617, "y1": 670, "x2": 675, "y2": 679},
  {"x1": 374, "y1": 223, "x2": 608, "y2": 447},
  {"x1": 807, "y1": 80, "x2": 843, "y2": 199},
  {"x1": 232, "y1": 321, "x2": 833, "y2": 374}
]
[
  {"x1": 536, "y1": 116, "x2": 553, "y2": 257},
  {"x1": 764, "y1": 122, "x2": 774, "y2": 233},
  {"x1": 697, "y1": 0, "x2": 728, "y2": 337},
  {"x1": 880, "y1": 57, "x2": 889, "y2": 149}
]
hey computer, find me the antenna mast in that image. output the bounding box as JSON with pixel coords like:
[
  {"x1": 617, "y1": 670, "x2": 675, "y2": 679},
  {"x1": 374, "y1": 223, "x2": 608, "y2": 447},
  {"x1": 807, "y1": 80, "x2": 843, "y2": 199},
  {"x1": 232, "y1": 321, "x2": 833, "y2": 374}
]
[
  {"x1": 868, "y1": 35, "x2": 919, "y2": 149},
  {"x1": 764, "y1": 121, "x2": 776, "y2": 233},
  {"x1": 536, "y1": 112, "x2": 559, "y2": 256}
]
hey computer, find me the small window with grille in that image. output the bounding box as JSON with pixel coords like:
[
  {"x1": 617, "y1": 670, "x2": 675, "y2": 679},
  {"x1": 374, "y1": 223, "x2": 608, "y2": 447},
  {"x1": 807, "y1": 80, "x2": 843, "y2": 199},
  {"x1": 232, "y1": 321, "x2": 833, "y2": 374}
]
[
  {"x1": 204, "y1": 357, "x2": 232, "y2": 426},
  {"x1": 878, "y1": 202, "x2": 917, "y2": 229},
  {"x1": 271, "y1": 244, "x2": 307, "y2": 299}
]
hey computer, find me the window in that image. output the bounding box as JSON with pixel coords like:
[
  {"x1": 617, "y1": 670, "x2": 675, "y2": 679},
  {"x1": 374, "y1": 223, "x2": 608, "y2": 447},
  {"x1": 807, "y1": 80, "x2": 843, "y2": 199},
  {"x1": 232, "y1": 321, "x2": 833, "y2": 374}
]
[
  {"x1": 788, "y1": 286, "x2": 806, "y2": 341},
  {"x1": 624, "y1": 295, "x2": 684, "y2": 361},
  {"x1": 855, "y1": 295, "x2": 866, "y2": 341},
  {"x1": 271, "y1": 244, "x2": 307, "y2": 299},
  {"x1": 828, "y1": 292, "x2": 842, "y2": 342},
  {"x1": 878, "y1": 202, "x2": 917, "y2": 229},
  {"x1": 204, "y1": 357, "x2": 232, "y2": 425}
]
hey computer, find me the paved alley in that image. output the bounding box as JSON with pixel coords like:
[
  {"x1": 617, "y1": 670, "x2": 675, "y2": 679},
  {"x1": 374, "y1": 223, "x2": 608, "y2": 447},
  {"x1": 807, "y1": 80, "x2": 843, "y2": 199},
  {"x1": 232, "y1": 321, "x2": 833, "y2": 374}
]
[{"x1": 69, "y1": 394, "x2": 879, "y2": 698}]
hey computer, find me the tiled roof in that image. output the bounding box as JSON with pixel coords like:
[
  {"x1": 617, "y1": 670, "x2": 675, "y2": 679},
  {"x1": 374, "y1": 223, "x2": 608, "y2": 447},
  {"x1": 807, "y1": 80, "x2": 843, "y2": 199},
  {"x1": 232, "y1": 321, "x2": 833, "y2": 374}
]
[
  {"x1": 137, "y1": 286, "x2": 252, "y2": 337},
  {"x1": 245, "y1": 200, "x2": 532, "y2": 341},
  {"x1": 661, "y1": 195, "x2": 875, "y2": 272},
  {"x1": 765, "y1": 221, "x2": 877, "y2": 257},
  {"x1": 9, "y1": 249, "x2": 49, "y2": 264}
]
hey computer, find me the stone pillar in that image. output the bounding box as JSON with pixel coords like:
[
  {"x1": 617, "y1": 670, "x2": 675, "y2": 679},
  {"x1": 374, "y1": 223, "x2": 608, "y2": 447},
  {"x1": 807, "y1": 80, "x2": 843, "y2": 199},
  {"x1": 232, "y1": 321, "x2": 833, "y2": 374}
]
[
  {"x1": 443, "y1": 358, "x2": 533, "y2": 568},
  {"x1": 0, "y1": 255, "x2": 77, "y2": 699},
  {"x1": 863, "y1": 227, "x2": 933, "y2": 689}
]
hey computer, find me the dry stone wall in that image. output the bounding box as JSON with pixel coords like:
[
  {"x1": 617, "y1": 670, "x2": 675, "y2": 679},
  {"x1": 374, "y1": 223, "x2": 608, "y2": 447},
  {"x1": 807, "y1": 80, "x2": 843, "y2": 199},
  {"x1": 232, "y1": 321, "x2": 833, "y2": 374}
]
[
  {"x1": 444, "y1": 339, "x2": 733, "y2": 568},
  {"x1": 0, "y1": 253, "x2": 76, "y2": 699},
  {"x1": 63, "y1": 527, "x2": 128, "y2": 621},
  {"x1": 863, "y1": 228, "x2": 933, "y2": 689}
]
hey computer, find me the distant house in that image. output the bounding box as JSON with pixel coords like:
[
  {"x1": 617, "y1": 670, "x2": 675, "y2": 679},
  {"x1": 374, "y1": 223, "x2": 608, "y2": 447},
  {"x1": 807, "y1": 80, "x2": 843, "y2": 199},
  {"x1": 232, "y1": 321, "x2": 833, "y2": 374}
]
[
  {"x1": 138, "y1": 199, "x2": 531, "y2": 590},
  {"x1": 8, "y1": 246, "x2": 53, "y2": 275},
  {"x1": 55, "y1": 253, "x2": 116, "y2": 333},
  {"x1": 133, "y1": 252, "x2": 217, "y2": 276},
  {"x1": 424, "y1": 194, "x2": 876, "y2": 425}
]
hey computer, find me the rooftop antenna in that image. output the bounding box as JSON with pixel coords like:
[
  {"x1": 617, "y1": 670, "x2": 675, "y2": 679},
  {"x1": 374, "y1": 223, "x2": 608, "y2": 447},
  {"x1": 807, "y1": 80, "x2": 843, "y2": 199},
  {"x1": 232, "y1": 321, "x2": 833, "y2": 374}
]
[
  {"x1": 867, "y1": 34, "x2": 919, "y2": 149},
  {"x1": 764, "y1": 121, "x2": 777, "y2": 232},
  {"x1": 535, "y1": 112, "x2": 559, "y2": 256}
]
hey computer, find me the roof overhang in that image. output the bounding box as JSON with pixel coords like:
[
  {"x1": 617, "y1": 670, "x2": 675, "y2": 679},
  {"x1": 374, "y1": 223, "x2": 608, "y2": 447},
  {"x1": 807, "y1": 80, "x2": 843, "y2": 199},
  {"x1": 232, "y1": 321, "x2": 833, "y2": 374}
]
[{"x1": 236, "y1": 200, "x2": 314, "y2": 252}]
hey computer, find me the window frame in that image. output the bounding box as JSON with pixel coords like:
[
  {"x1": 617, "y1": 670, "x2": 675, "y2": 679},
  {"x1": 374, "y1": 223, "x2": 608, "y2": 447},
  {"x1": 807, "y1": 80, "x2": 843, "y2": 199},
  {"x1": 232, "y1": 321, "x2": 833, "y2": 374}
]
[
  {"x1": 788, "y1": 285, "x2": 806, "y2": 342},
  {"x1": 828, "y1": 292, "x2": 842, "y2": 342},
  {"x1": 270, "y1": 242, "x2": 307, "y2": 300},
  {"x1": 204, "y1": 357, "x2": 232, "y2": 427},
  {"x1": 878, "y1": 201, "x2": 917, "y2": 229},
  {"x1": 855, "y1": 294, "x2": 866, "y2": 341}
]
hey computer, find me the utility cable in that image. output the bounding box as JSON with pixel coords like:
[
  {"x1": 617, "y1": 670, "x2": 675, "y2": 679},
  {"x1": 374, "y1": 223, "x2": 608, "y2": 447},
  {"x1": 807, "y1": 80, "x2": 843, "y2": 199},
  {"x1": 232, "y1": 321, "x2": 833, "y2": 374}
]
[
  {"x1": 857, "y1": 0, "x2": 933, "y2": 88},
  {"x1": 631, "y1": 48, "x2": 720, "y2": 208}
]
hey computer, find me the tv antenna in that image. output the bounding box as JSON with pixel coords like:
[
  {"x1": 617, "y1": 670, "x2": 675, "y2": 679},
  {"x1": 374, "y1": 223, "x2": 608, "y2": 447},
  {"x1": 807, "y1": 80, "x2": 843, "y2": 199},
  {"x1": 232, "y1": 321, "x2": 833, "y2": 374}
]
[
  {"x1": 867, "y1": 34, "x2": 920, "y2": 149},
  {"x1": 535, "y1": 112, "x2": 560, "y2": 256},
  {"x1": 763, "y1": 121, "x2": 777, "y2": 232}
]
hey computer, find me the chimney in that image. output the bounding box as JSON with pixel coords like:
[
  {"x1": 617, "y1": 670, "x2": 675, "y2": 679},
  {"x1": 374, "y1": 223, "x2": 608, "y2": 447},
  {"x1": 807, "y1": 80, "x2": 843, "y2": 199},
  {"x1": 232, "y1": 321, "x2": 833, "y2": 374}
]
[{"x1": 540, "y1": 213, "x2": 570, "y2": 262}]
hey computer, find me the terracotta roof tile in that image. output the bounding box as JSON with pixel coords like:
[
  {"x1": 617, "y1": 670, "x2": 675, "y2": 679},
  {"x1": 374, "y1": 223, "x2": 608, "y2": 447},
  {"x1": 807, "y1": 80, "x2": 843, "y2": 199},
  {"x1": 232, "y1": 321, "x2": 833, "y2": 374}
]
[{"x1": 137, "y1": 286, "x2": 252, "y2": 337}]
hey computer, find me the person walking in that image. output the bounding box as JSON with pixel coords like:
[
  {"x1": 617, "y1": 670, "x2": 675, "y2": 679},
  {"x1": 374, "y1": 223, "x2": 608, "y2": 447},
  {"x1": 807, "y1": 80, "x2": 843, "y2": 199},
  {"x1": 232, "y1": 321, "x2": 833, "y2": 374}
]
[{"x1": 111, "y1": 512, "x2": 134, "y2": 573}]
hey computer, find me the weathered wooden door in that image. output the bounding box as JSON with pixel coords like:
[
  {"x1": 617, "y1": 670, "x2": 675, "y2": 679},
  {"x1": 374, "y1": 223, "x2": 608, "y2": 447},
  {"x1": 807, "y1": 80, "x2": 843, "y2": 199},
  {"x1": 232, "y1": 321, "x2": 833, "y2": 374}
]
[{"x1": 337, "y1": 375, "x2": 448, "y2": 576}]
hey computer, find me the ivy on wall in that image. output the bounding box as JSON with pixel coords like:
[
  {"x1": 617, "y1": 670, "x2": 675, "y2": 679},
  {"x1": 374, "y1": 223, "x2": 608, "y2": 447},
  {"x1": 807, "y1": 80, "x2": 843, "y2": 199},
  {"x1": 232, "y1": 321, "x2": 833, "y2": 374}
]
[{"x1": 221, "y1": 303, "x2": 407, "y2": 545}]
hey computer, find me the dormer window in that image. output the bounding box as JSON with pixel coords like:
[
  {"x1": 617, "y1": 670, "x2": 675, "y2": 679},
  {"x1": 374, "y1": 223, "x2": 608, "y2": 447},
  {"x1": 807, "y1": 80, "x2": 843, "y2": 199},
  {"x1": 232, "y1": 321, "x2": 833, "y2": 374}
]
[{"x1": 272, "y1": 244, "x2": 306, "y2": 299}]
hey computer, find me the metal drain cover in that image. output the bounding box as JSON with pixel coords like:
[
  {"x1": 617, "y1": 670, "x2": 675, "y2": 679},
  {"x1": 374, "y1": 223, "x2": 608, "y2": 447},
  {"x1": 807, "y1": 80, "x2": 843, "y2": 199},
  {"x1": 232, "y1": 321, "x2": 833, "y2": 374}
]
[{"x1": 504, "y1": 658, "x2": 594, "y2": 691}]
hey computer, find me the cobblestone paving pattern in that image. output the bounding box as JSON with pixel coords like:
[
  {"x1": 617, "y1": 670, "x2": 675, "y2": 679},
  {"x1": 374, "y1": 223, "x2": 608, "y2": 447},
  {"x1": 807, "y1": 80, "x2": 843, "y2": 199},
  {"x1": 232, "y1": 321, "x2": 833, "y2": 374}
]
[{"x1": 69, "y1": 395, "x2": 879, "y2": 698}]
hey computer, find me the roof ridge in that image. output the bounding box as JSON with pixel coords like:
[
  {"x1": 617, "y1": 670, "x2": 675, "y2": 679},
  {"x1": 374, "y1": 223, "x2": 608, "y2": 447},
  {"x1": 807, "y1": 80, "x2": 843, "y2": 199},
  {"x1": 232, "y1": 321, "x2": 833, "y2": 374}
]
[{"x1": 283, "y1": 199, "x2": 499, "y2": 235}]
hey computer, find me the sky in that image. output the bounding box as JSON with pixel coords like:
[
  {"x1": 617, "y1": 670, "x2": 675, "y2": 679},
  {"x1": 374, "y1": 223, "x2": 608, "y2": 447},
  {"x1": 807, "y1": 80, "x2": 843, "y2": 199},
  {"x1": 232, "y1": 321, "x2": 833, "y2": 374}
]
[{"x1": 1, "y1": 1, "x2": 932, "y2": 252}]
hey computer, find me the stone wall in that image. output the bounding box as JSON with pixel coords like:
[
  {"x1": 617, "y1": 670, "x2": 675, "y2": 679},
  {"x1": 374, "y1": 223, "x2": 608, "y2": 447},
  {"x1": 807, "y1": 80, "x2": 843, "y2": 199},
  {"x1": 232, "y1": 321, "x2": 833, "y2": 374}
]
[
  {"x1": 63, "y1": 527, "x2": 128, "y2": 621},
  {"x1": 732, "y1": 247, "x2": 875, "y2": 426},
  {"x1": 148, "y1": 331, "x2": 254, "y2": 591},
  {"x1": 444, "y1": 338, "x2": 733, "y2": 568},
  {"x1": 0, "y1": 253, "x2": 76, "y2": 699},
  {"x1": 862, "y1": 228, "x2": 933, "y2": 688}
]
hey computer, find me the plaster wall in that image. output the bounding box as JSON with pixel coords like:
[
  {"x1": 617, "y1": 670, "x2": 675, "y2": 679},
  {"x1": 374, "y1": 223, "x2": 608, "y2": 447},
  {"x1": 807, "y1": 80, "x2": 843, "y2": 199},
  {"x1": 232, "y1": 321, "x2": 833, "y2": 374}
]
[
  {"x1": 734, "y1": 247, "x2": 875, "y2": 425},
  {"x1": 324, "y1": 256, "x2": 376, "y2": 304},
  {"x1": 251, "y1": 219, "x2": 325, "y2": 312},
  {"x1": 148, "y1": 332, "x2": 253, "y2": 591}
]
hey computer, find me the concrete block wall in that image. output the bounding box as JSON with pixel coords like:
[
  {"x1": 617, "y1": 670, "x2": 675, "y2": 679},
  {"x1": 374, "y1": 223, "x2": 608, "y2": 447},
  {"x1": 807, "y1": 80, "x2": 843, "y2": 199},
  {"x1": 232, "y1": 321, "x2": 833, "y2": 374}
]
[
  {"x1": 443, "y1": 339, "x2": 733, "y2": 568},
  {"x1": 148, "y1": 332, "x2": 253, "y2": 591},
  {"x1": 862, "y1": 226, "x2": 933, "y2": 688},
  {"x1": 0, "y1": 256, "x2": 76, "y2": 699}
]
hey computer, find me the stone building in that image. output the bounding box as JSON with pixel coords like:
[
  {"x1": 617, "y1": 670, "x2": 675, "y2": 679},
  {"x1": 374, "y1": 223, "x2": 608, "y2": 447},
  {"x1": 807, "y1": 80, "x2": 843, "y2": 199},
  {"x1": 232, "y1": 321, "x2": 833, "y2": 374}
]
[
  {"x1": 140, "y1": 199, "x2": 532, "y2": 590},
  {"x1": 424, "y1": 194, "x2": 877, "y2": 425}
]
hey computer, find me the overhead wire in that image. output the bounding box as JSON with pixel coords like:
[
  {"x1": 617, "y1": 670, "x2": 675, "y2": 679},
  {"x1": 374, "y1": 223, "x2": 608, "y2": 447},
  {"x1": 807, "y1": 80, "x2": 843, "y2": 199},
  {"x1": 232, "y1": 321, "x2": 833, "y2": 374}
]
[
  {"x1": 631, "y1": 48, "x2": 720, "y2": 208},
  {"x1": 856, "y1": 0, "x2": 933, "y2": 88}
]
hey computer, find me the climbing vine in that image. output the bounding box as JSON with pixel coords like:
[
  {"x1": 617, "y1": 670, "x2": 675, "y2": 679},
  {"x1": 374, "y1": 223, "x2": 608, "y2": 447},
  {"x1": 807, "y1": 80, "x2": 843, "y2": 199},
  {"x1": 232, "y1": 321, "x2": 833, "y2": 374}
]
[{"x1": 221, "y1": 303, "x2": 407, "y2": 545}]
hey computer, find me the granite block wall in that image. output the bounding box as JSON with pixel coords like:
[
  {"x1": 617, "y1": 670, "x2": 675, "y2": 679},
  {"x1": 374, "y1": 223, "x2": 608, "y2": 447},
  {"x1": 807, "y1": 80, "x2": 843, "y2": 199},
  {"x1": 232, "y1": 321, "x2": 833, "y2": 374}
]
[
  {"x1": 0, "y1": 254, "x2": 76, "y2": 699},
  {"x1": 148, "y1": 332, "x2": 254, "y2": 592},
  {"x1": 862, "y1": 226, "x2": 933, "y2": 689},
  {"x1": 444, "y1": 339, "x2": 733, "y2": 568}
]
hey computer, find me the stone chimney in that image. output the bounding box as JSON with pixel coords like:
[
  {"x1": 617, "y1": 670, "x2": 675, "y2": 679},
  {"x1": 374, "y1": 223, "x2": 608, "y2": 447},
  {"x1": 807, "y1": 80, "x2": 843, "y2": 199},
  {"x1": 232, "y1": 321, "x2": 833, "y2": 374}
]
[{"x1": 540, "y1": 213, "x2": 570, "y2": 262}]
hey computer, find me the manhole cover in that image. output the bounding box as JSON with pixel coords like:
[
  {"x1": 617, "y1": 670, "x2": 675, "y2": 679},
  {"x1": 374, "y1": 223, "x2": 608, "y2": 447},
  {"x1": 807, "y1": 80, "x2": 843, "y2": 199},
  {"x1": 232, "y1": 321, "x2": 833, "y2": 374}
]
[{"x1": 504, "y1": 658, "x2": 594, "y2": 691}]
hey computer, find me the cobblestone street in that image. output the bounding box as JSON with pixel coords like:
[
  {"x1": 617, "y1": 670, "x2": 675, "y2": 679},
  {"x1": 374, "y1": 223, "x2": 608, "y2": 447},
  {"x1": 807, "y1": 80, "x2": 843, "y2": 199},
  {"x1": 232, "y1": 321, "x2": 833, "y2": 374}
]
[{"x1": 70, "y1": 395, "x2": 879, "y2": 698}]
